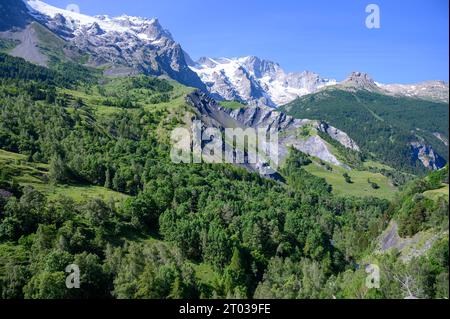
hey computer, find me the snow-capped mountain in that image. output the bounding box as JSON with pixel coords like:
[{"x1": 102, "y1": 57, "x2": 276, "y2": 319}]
[
  {"x1": 26, "y1": 0, "x2": 170, "y2": 41},
  {"x1": 21, "y1": 0, "x2": 205, "y2": 88},
  {"x1": 2, "y1": 1, "x2": 447, "y2": 106},
  {"x1": 380, "y1": 81, "x2": 449, "y2": 103},
  {"x1": 191, "y1": 57, "x2": 450, "y2": 107},
  {"x1": 189, "y1": 56, "x2": 337, "y2": 107}
]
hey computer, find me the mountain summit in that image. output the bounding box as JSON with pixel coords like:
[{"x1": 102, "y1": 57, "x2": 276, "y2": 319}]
[
  {"x1": 0, "y1": 1, "x2": 447, "y2": 105},
  {"x1": 0, "y1": 0, "x2": 205, "y2": 89},
  {"x1": 189, "y1": 56, "x2": 336, "y2": 107},
  {"x1": 340, "y1": 72, "x2": 381, "y2": 92}
]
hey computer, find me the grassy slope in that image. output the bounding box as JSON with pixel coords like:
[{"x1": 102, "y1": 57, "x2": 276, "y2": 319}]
[
  {"x1": 219, "y1": 100, "x2": 247, "y2": 110},
  {"x1": 0, "y1": 149, "x2": 127, "y2": 203},
  {"x1": 60, "y1": 77, "x2": 193, "y2": 115},
  {"x1": 304, "y1": 162, "x2": 397, "y2": 200},
  {"x1": 0, "y1": 74, "x2": 221, "y2": 286},
  {"x1": 423, "y1": 184, "x2": 449, "y2": 202}
]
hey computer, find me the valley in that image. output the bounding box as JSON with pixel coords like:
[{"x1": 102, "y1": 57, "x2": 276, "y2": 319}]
[{"x1": 0, "y1": 0, "x2": 448, "y2": 301}]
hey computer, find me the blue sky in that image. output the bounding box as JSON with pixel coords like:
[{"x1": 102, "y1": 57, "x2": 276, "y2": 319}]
[{"x1": 44, "y1": 0, "x2": 449, "y2": 83}]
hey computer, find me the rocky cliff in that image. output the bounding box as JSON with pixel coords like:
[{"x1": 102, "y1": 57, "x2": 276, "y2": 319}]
[{"x1": 186, "y1": 91, "x2": 360, "y2": 177}]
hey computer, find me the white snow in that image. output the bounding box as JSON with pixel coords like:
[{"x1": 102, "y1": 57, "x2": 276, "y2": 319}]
[
  {"x1": 190, "y1": 56, "x2": 336, "y2": 106},
  {"x1": 26, "y1": 0, "x2": 163, "y2": 42}
]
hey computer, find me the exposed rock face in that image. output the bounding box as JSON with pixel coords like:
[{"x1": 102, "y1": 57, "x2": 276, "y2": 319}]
[
  {"x1": 221, "y1": 104, "x2": 359, "y2": 153},
  {"x1": 2, "y1": 22, "x2": 48, "y2": 66},
  {"x1": 339, "y1": 72, "x2": 381, "y2": 92},
  {"x1": 410, "y1": 141, "x2": 446, "y2": 170},
  {"x1": 185, "y1": 91, "x2": 281, "y2": 179},
  {"x1": 186, "y1": 91, "x2": 359, "y2": 177},
  {"x1": 318, "y1": 122, "x2": 360, "y2": 151},
  {"x1": 189, "y1": 56, "x2": 336, "y2": 107},
  {"x1": 13, "y1": 0, "x2": 206, "y2": 89},
  {"x1": 324, "y1": 72, "x2": 449, "y2": 103},
  {"x1": 378, "y1": 221, "x2": 445, "y2": 262}
]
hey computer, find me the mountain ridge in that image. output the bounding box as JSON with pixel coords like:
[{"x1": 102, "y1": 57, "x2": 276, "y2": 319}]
[
  {"x1": 1, "y1": 0, "x2": 447, "y2": 106},
  {"x1": 0, "y1": 0, "x2": 206, "y2": 89},
  {"x1": 191, "y1": 58, "x2": 449, "y2": 106},
  {"x1": 281, "y1": 88, "x2": 449, "y2": 172}
]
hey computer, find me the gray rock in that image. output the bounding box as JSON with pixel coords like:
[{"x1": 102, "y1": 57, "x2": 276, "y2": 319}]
[
  {"x1": 21, "y1": 1, "x2": 206, "y2": 90},
  {"x1": 409, "y1": 141, "x2": 446, "y2": 170},
  {"x1": 186, "y1": 91, "x2": 359, "y2": 177}
]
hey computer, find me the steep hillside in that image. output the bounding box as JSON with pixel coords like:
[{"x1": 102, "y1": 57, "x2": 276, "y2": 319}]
[
  {"x1": 0, "y1": 2, "x2": 448, "y2": 301},
  {"x1": 0, "y1": 41, "x2": 447, "y2": 300},
  {"x1": 0, "y1": 0, "x2": 205, "y2": 89},
  {"x1": 281, "y1": 87, "x2": 449, "y2": 174}
]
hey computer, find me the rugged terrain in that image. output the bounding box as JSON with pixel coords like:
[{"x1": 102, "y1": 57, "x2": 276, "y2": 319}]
[
  {"x1": 0, "y1": 0, "x2": 448, "y2": 301},
  {"x1": 281, "y1": 73, "x2": 449, "y2": 173}
]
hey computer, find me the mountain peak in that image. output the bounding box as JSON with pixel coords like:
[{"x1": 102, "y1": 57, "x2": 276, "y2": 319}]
[
  {"x1": 344, "y1": 71, "x2": 375, "y2": 84},
  {"x1": 190, "y1": 55, "x2": 336, "y2": 107},
  {"x1": 11, "y1": 0, "x2": 205, "y2": 89},
  {"x1": 341, "y1": 71, "x2": 380, "y2": 91}
]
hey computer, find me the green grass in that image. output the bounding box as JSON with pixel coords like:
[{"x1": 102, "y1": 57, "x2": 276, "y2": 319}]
[
  {"x1": 32, "y1": 22, "x2": 68, "y2": 62},
  {"x1": 32, "y1": 184, "x2": 128, "y2": 202},
  {"x1": 1, "y1": 149, "x2": 127, "y2": 203},
  {"x1": 363, "y1": 160, "x2": 394, "y2": 171},
  {"x1": 219, "y1": 100, "x2": 247, "y2": 110},
  {"x1": 423, "y1": 184, "x2": 449, "y2": 202},
  {"x1": 304, "y1": 162, "x2": 397, "y2": 200},
  {"x1": 60, "y1": 77, "x2": 194, "y2": 117},
  {"x1": 191, "y1": 262, "x2": 221, "y2": 287}
]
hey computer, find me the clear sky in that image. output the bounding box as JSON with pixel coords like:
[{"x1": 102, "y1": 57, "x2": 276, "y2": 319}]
[{"x1": 43, "y1": 0, "x2": 449, "y2": 83}]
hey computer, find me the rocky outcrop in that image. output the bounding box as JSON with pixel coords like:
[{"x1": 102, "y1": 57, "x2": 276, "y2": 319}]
[
  {"x1": 9, "y1": 1, "x2": 206, "y2": 89},
  {"x1": 433, "y1": 132, "x2": 449, "y2": 146},
  {"x1": 378, "y1": 221, "x2": 446, "y2": 262},
  {"x1": 339, "y1": 71, "x2": 382, "y2": 92},
  {"x1": 186, "y1": 91, "x2": 359, "y2": 176},
  {"x1": 221, "y1": 103, "x2": 360, "y2": 155},
  {"x1": 410, "y1": 141, "x2": 446, "y2": 170},
  {"x1": 318, "y1": 122, "x2": 360, "y2": 151},
  {"x1": 409, "y1": 141, "x2": 446, "y2": 170}
]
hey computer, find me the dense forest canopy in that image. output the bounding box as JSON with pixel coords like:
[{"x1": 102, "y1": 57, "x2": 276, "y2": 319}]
[{"x1": 0, "y1": 54, "x2": 448, "y2": 299}]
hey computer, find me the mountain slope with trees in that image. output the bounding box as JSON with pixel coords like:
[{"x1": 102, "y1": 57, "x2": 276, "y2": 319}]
[
  {"x1": 281, "y1": 87, "x2": 449, "y2": 174},
  {"x1": 0, "y1": 48, "x2": 448, "y2": 299}
]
